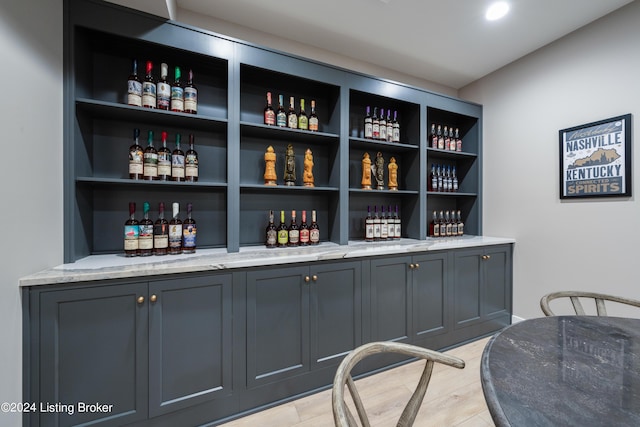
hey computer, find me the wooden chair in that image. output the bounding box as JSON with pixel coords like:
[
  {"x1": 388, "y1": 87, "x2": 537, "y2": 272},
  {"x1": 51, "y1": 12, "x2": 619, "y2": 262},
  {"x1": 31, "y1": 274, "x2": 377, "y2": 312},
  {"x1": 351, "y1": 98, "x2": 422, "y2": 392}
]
[
  {"x1": 332, "y1": 341, "x2": 465, "y2": 427},
  {"x1": 540, "y1": 291, "x2": 640, "y2": 316}
]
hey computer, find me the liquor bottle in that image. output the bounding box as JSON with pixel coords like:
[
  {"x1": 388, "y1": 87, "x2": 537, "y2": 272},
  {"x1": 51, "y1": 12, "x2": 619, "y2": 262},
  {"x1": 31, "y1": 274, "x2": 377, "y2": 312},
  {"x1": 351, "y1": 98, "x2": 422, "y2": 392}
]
[
  {"x1": 394, "y1": 205, "x2": 401, "y2": 239},
  {"x1": 170, "y1": 66, "x2": 184, "y2": 112},
  {"x1": 171, "y1": 133, "x2": 185, "y2": 181},
  {"x1": 127, "y1": 59, "x2": 142, "y2": 107},
  {"x1": 380, "y1": 205, "x2": 388, "y2": 241},
  {"x1": 429, "y1": 210, "x2": 439, "y2": 238},
  {"x1": 429, "y1": 163, "x2": 437, "y2": 192},
  {"x1": 455, "y1": 128, "x2": 462, "y2": 152},
  {"x1": 392, "y1": 111, "x2": 400, "y2": 143},
  {"x1": 264, "y1": 91, "x2": 275, "y2": 125},
  {"x1": 276, "y1": 94, "x2": 287, "y2": 127},
  {"x1": 430, "y1": 123, "x2": 438, "y2": 148},
  {"x1": 373, "y1": 205, "x2": 381, "y2": 241},
  {"x1": 143, "y1": 130, "x2": 158, "y2": 180},
  {"x1": 364, "y1": 106, "x2": 373, "y2": 139},
  {"x1": 379, "y1": 108, "x2": 387, "y2": 142},
  {"x1": 452, "y1": 166, "x2": 458, "y2": 192},
  {"x1": 142, "y1": 60, "x2": 156, "y2": 109},
  {"x1": 365, "y1": 206, "x2": 374, "y2": 242},
  {"x1": 299, "y1": 210, "x2": 310, "y2": 245},
  {"x1": 451, "y1": 211, "x2": 458, "y2": 236},
  {"x1": 182, "y1": 202, "x2": 196, "y2": 253},
  {"x1": 387, "y1": 205, "x2": 395, "y2": 239},
  {"x1": 449, "y1": 127, "x2": 457, "y2": 151},
  {"x1": 277, "y1": 210, "x2": 288, "y2": 247},
  {"x1": 153, "y1": 202, "x2": 169, "y2": 255},
  {"x1": 308, "y1": 100, "x2": 319, "y2": 132},
  {"x1": 265, "y1": 210, "x2": 277, "y2": 248},
  {"x1": 372, "y1": 107, "x2": 380, "y2": 140},
  {"x1": 437, "y1": 124, "x2": 445, "y2": 150},
  {"x1": 457, "y1": 210, "x2": 464, "y2": 236},
  {"x1": 445, "y1": 211, "x2": 452, "y2": 237},
  {"x1": 444, "y1": 126, "x2": 451, "y2": 151},
  {"x1": 156, "y1": 62, "x2": 171, "y2": 110},
  {"x1": 288, "y1": 210, "x2": 300, "y2": 246},
  {"x1": 184, "y1": 69, "x2": 198, "y2": 114},
  {"x1": 185, "y1": 134, "x2": 198, "y2": 182},
  {"x1": 444, "y1": 165, "x2": 451, "y2": 192},
  {"x1": 168, "y1": 202, "x2": 182, "y2": 254},
  {"x1": 298, "y1": 99, "x2": 308, "y2": 130},
  {"x1": 287, "y1": 96, "x2": 298, "y2": 129},
  {"x1": 157, "y1": 131, "x2": 171, "y2": 181},
  {"x1": 124, "y1": 202, "x2": 139, "y2": 257},
  {"x1": 386, "y1": 110, "x2": 393, "y2": 142},
  {"x1": 138, "y1": 202, "x2": 154, "y2": 256},
  {"x1": 129, "y1": 128, "x2": 144, "y2": 180},
  {"x1": 436, "y1": 163, "x2": 443, "y2": 192},
  {"x1": 439, "y1": 211, "x2": 446, "y2": 237},
  {"x1": 309, "y1": 210, "x2": 320, "y2": 245}
]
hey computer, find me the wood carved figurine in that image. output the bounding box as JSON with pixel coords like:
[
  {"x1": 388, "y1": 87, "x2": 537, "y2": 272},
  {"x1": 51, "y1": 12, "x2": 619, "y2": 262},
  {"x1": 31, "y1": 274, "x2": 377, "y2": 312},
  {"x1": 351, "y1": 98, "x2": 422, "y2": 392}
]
[
  {"x1": 361, "y1": 152, "x2": 372, "y2": 189},
  {"x1": 303, "y1": 148, "x2": 314, "y2": 187},
  {"x1": 388, "y1": 156, "x2": 398, "y2": 190},
  {"x1": 264, "y1": 145, "x2": 277, "y2": 186},
  {"x1": 284, "y1": 144, "x2": 296, "y2": 186},
  {"x1": 374, "y1": 151, "x2": 385, "y2": 190}
]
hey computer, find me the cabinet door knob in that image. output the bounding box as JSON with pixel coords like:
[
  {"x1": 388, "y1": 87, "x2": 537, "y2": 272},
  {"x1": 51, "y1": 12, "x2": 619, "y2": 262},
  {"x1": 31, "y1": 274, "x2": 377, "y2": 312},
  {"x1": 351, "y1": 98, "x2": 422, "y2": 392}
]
[
  {"x1": 150, "y1": 294, "x2": 157, "y2": 303},
  {"x1": 415, "y1": 263, "x2": 420, "y2": 269},
  {"x1": 409, "y1": 264, "x2": 415, "y2": 269},
  {"x1": 305, "y1": 276, "x2": 310, "y2": 282},
  {"x1": 312, "y1": 275, "x2": 318, "y2": 281},
  {"x1": 137, "y1": 296, "x2": 145, "y2": 304},
  {"x1": 482, "y1": 255, "x2": 491, "y2": 260}
]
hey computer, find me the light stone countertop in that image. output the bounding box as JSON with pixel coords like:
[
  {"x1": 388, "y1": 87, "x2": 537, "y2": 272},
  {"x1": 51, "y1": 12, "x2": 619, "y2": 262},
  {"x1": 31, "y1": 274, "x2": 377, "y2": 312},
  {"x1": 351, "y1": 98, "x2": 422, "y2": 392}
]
[{"x1": 20, "y1": 235, "x2": 515, "y2": 287}]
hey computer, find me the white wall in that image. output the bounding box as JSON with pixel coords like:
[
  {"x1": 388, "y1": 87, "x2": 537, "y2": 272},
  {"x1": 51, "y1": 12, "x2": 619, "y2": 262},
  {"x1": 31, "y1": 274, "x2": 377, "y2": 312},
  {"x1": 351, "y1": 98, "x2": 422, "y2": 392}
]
[
  {"x1": 460, "y1": 1, "x2": 640, "y2": 319},
  {"x1": 0, "y1": 0, "x2": 63, "y2": 424}
]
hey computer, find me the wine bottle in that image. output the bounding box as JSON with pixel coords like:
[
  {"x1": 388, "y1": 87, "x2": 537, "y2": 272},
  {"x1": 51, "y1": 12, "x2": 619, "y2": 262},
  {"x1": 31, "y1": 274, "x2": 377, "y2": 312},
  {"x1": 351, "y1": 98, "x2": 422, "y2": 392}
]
[
  {"x1": 265, "y1": 210, "x2": 277, "y2": 248},
  {"x1": 452, "y1": 166, "x2": 458, "y2": 192},
  {"x1": 288, "y1": 210, "x2": 299, "y2": 246},
  {"x1": 142, "y1": 60, "x2": 156, "y2": 109},
  {"x1": 138, "y1": 202, "x2": 154, "y2": 256},
  {"x1": 298, "y1": 99, "x2": 308, "y2": 130},
  {"x1": 182, "y1": 202, "x2": 196, "y2": 253},
  {"x1": 299, "y1": 210, "x2": 310, "y2": 245},
  {"x1": 309, "y1": 210, "x2": 320, "y2": 245},
  {"x1": 129, "y1": 128, "x2": 144, "y2": 180},
  {"x1": 308, "y1": 100, "x2": 318, "y2": 132},
  {"x1": 171, "y1": 133, "x2": 185, "y2": 181},
  {"x1": 277, "y1": 210, "x2": 288, "y2": 247},
  {"x1": 169, "y1": 202, "x2": 182, "y2": 254},
  {"x1": 156, "y1": 62, "x2": 171, "y2": 110},
  {"x1": 127, "y1": 59, "x2": 142, "y2": 107},
  {"x1": 287, "y1": 96, "x2": 298, "y2": 129},
  {"x1": 143, "y1": 130, "x2": 158, "y2": 180},
  {"x1": 379, "y1": 108, "x2": 387, "y2": 142},
  {"x1": 185, "y1": 134, "x2": 198, "y2": 182},
  {"x1": 365, "y1": 206, "x2": 374, "y2": 242},
  {"x1": 157, "y1": 131, "x2": 171, "y2": 181},
  {"x1": 124, "y1": 202, "x2": 139, "y2": 257},
  {"x1": 364, "y1": 106, "x2": 373, "y2": 139},
  {"x1": 184, "y1": 69, "x2": 198, "y2": 114},
  {"x1": 276, "y1": 94, "x2": 286, "y2": 127},
  {"x1": 264, "y1": 91, "x2": 275, "y2": 125},
  {"x1": 170, "y1": 66, "x2": 184, "y2": 112},
  {"x1": 153, "y1": 202, "x2": 169, "y2": 255}
]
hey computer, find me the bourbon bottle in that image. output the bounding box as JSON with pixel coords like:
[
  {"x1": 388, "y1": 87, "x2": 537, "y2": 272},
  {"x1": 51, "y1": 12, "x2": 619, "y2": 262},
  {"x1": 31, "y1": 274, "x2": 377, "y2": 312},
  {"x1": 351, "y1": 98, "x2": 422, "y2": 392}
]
[
  {"x1": 184, "y1": 69, "x2": 198, "y2": 114},
  {"x1": 264, "y1": 91, "x2": 275, "y2": 125},
  {"x1": 127, "y1": 59, "x2": 142, "y2": 107},
  {"x1": 129, "y1": 128, "x2": 144, "y2": 180},
  {"x1": 182, "y1": 203, "x2": 197, "y2": 253},
  {"x1": 138, "y1": 202, "x2": 154, "y2": 256},
  {"x1": 142, "y1": 60, "x2": 156, "y2": 109},
  {"x1": 185, "y1": 134, "x2": 198, "y2": 182},
  {"x1": 309, "y1": 210, "x2": 320, "y2": 245},
  {"x1": 299, "y1": 210, "x2": 310, "y2": 245},
  {"x1": 168, "y1": 202, "x2": 182, "y2": 255},
  {"x1": 124, "y1": 202, "x2": 139, "y2": 257},
  {"x1": 153, "y1": 202, "x2": 169, "y2": 255}
]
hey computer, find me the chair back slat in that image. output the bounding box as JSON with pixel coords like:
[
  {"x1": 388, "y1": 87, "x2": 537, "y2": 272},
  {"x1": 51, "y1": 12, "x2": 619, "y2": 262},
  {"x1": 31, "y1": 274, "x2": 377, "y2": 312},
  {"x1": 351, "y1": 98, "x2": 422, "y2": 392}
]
[
  {"x1": 595, "y1": 298, "x2": 608, "y2": 316},
  {"x1": 569, "y1": 296, "x2": 586, "y2": 315},
  {"x1": 346, "y1": 375, "x2": 370, "y2": 427}
]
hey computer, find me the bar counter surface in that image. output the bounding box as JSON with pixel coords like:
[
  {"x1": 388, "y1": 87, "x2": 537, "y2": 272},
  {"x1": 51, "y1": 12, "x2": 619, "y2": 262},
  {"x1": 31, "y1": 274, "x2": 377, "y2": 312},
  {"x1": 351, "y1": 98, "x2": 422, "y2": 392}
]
[{"x1": 20, "y1": 235, "x2": 515, "y2": 287}]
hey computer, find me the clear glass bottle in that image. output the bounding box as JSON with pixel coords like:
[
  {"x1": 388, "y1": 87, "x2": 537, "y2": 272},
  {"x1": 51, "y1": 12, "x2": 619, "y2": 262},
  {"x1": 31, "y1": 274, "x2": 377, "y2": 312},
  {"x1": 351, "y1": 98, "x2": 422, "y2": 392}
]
[{"x1": 364, "y1": 106, "x2": 373, "y2": 139}]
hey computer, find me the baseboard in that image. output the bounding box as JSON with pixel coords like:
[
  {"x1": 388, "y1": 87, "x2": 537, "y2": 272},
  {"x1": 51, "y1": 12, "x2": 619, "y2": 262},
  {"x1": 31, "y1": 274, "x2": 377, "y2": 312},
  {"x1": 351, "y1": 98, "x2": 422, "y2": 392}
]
[{"x1": 512, "y1": 315, "x2": 526, "y2": 323}]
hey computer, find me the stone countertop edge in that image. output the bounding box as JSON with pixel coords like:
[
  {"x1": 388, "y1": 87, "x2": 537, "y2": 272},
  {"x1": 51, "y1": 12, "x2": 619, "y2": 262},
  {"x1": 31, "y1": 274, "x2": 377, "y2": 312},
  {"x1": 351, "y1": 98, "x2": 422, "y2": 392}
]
[{"x1": 20, "y1": 236, "x2": 515, "y2": 287}]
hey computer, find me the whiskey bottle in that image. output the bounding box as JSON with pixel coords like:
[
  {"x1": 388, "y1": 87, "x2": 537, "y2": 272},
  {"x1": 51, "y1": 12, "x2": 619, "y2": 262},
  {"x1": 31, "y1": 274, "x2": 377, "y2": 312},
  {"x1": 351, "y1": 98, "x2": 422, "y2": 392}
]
[
  {"x1": 168, "y1": 202, "x2": 182, "y2": 254},
  {"x1": 171, "y1": 133, "x2": 185, "y2": 181},
  {"x1": 379, "y1": 108, "x2": 387, "y2": 142},
  {"x1": 457, "y1": 210, "x2": 464, "y2": 236},
  {"x1": 430, "y1": 123, "x2": 438, "y2": 148},
  {"x1": 445, "y1": 211, "x2": 452, "y2": 237},
  {"x1": 372, "y1": 107, "x2": 380, "y2": 140},
  {"x1": 299, "y1": 210, "x2": 310, "y2": 245},
  {"x1": 452, "y1": 166, "x2": 458, "y2": 192},
  {"x1": 288, "y1": 210, "x2": 300, "y2": 246},
  {"x1": 455, "y1": 128, "x2": 462, "y2": 152},
  {"x1": 444, "y1": 126, "x2": 451, "y2": 151},
  {"x1": 142, "y1": 60, "x2": 156, "y2": 109},
  {"x1": 276, "y1": 94, "x2": 287, "y2": 127},
  {"x1": 265, "y1": 210, "x2": 277, "y2": 248},
  {"x1": 157, "y1": 63, "x2": 171, "y2": 110},
  {"x1": 449, "y1": 127, "x2": 457, "y2": 151},
  {"x1": 451, "y1": 212, "x2": 458, "y2": 236},
  {"x1": 143, "y1": 130, "x2": 158, "y2": 180},
  {"x1": 153, "y1": 202, "x2": 169, "y2": 255},
  {"x1": 436, "y1": 163, "x2": 444, "y2": 192},
  {"x1": 170, "y1": 66, "x2": 184, "y2": 112},
  {"x1": 298, "y1": 98, "x2": 308, "y2": 130},
  {"x1": 184, "y1": 69, "x2": 198, "y2": 114},
  {"x1": 157, "y1": 131, "x2": 171, "y2": 181},
  {"x1": 386, "y1": 110, "x2": 393, "y2": 142},
  {"x1": 127, "y1": 59, "x2": 142, "y2": 107},
  {"x1": 429, "y1": 163, "x2": 437, "y2": 192},
  {"x1": 264, "y1": 91, "x2": 275, "y2": 125},
  {"x1": 129, "y1": 128, "x2": 144, "y2": 180},
  {"x1": 429, "y1": 210, "x2": 439, "y2": 238},
  {"x1": 444, "y1": 165, "x2": 451, "y2": 192},
  {"x1": 182, "y1": 202, "x2": 196, "y2": 253},
  {"x1": 394, "y1": 205, "x2": 401, "y2": 239},
  {"x1": 392, "y1": 111, "x2": 400, "y2": 143},
  {"x1": 439, "y1": 211, "x2": 446, "y2": 237},
  {"x1": 437, "y1": 124, "x2": 445, "y2": 150},
  {"x1": 309, "y1": 210, "x2": 320, "y2": 245},
  {"x1": 277, "y1": 210, "x2": 288, "y2": 247},
  {"x1": 373, "y1": 205, "x2": 381, "y2": 241},
  {"x1": 365, "y1": 206, "x2": 374, "y2": 242},
  {"x1": 138, "y1": 202, "x2": 154, "y2": 256},
  {"x1": 387, "y1": 205, "x2": 395, "y2": 239},
  {"x1": 185, "y1": 134, "x2": 198, "y2": 182},
  {"x1": 308, "y1": 100, "x2": 319, "y2": 132},
  {"x1": 124, "y1": 202, "x2": 139, "y2": 257},
  {"x1": 287, "y1": 96, "x2": 298, "y2": 129},
  {"x1": 380, "y1": 205, "x2": 388, "y2": 241},
  {"x1": 364, "y1": 106, "x2": 373, "y2": 139}
]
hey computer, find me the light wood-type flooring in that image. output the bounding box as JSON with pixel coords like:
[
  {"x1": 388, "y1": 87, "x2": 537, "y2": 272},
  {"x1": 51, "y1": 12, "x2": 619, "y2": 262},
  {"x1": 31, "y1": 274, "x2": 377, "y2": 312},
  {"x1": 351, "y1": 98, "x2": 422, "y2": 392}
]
[{"x1": 218, "y1": 337, "x2": 495, "y2": 427}]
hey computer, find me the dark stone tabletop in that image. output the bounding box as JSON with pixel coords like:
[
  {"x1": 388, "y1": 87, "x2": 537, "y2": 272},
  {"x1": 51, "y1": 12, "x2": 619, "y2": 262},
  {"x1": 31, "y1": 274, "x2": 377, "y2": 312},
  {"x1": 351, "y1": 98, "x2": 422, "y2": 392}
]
[{"x1": 481, "y1": 316, "x2": 640, "y2": 427}]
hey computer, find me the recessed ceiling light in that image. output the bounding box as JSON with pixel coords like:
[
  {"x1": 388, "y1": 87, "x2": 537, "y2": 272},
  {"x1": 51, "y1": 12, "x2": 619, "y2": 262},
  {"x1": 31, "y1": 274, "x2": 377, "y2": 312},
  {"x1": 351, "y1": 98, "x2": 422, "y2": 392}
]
[{"x1": 486, "y1": 2, "x2": 510, "y2": 21}]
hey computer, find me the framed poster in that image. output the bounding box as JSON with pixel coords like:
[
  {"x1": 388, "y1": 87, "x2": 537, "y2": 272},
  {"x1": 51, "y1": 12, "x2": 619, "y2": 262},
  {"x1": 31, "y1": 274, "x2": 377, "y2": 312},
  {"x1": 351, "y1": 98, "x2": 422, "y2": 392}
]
[{"x1": 559, "y1": 114, "x2": 632, "y2": 199}]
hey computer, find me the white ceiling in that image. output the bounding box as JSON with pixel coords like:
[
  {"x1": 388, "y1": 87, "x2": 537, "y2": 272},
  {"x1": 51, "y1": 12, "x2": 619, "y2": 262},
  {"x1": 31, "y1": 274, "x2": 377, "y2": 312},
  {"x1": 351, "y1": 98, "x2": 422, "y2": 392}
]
[{"x1": 106, "y1": 0, "x2": 634, "y2": 89}]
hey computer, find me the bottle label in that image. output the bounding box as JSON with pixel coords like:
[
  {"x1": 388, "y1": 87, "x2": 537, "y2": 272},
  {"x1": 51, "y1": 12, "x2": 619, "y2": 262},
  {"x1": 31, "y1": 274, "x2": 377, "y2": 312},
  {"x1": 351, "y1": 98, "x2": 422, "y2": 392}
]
[
  {"x1": 138, "y1": 224, "x2": 153, "y2": 250},
  {"x1": 158, "y1": 154, "x2": 171, "y2": 176},
  {"x1": 129, "y1": 148, "x2": 143, "y2": 175},
  {"x1": 373, "y1": 222, "x2": 381, "y2": 239},
  {"x1": 128, "y1": 80, "x2": 142, "y2": 106},
  {"x1": 183, "y1": 224, "x2": 196, "y2": 248},
  {"x1": 309, "y1": 117, "x2": 318, "y2": 131},
  {"x1": 287, "y1": 115, "x2": 297, "y2": 128},
  {"x1": 379, "y1": 126, "x2": 387, "y2": 141},
  {"x1": 387, "y1": 124, "x2": 393, "y2": 142},
  {"x1": 265, "y1": 110, "x2": 275, "y2": 125},
  {"x1": 185, "y1": 154, "x2": 198, "y2": 177},
  {"x1": 142, "y1": 82, "x2": 156, "y2": 107},
  {"x1": 432, "y1": 136, "x2": 438, "y2": 148},
  {"x1": 277, "y1": 230, "x2": 288, "y2": 245},
  {"x1": 395, "y1": 223, "x2": 401, "y2": 238},
  {"x1": 277, "y1": 113, "x2": 287, "y2": 127},
  {"x1": 184, "y1": 87, "x2": 197, "y2": 112},
  {"x1": 372, "y1": 123, "x2": 380, "y2": 139},
  {"x1": 171, "y1": 87, "x2": 184, "y2": 111},
  {"x1": 433, "y1": 224, "x2": 439, "y2": 237},
  {"x1": 438, "y1": 137, "x2": 445, "y2": 150},
  {"x1": 310, "y1": 229, "x2": 320, "y2": 243},
  {"x1": 157, "y1": 82, "x2": 170, "y2": 109},
  {"x1": 364, "y1": 120, "x2": 373, "y2": 138},
  {"x1": 289, "y1": 230, "x2": 299, "y2": 243},
  {"x1": 169, "y1": 224, "x2": 183, "y2": 248},
  {"x1": 381, "y1": 221, "x2": 388, "y2": 239},
  {"x1": 266, "y1": 230, "x2": 277, "y2": 246},
  {"x1": 299, "y1": 229, "x2": 310, "y2": 243},
  {"x1": 172, "y1": 155, "x2": 185, "y2": 178},
  {"x1": 393, "y1": 127, "x2": 400, "y2": 142},
  {"x1": 124, "y1": 225, "x2": 139, "y2": 250},
  {"x1": 365, "y1": 221, "x2": 374, "y2": 239},
  {"x1": 154, "y1": 234, "x2": 169, "y2": 249},
  {"x1": 144, "y1": 153, "x2": 158, "y2": 177},
  {"x1": 298, "y1": 116, "x2": 308, "y2": 130}
]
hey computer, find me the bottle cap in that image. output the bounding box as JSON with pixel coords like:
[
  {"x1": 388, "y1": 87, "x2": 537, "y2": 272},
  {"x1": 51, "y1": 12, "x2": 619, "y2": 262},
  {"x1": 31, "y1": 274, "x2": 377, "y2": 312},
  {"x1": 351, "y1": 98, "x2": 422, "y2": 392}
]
[
  {"x1": 143, "y1": 202, "x2": 150, "y2": 213},
  {"x1": 133, "y1": 128, "x2": 140, "y2": 139}
]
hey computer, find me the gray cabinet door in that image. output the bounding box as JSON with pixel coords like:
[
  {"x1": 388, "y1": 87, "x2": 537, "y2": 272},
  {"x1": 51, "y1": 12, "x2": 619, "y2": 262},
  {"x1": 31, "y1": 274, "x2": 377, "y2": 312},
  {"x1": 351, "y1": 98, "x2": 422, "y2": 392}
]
[
  {"x1": 482, "y1": 246, "x2": 512, "y2": 319},
  {"x1": 412, "y1": 252, "x2": 448, "y2": 340},
  {"x1": 452, "y1": 248, "x2": 483, "y2": 328},
  {"x1": 246, "y1": 265, "x2": 310, "y2": 387},
  {"x1": 148, "y1": 274, "x2": 233, "y2": 417},
  {"x1": 38, "y1": 282, "x2": 148, "y2": 427},
  {"x1": 370, "y1": 256, "x2": 411, "y2": 343}
]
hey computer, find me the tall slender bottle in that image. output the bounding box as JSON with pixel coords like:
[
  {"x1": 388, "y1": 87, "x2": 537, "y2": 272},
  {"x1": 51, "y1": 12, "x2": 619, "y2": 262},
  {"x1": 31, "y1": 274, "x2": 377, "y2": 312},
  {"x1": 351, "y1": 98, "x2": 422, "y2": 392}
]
[
  {"x1": 364, "y1": 106, "x2": 373, "y2": 139},
  {"x1": 439, "y1": 211, "x2": 446, "y2": 237},
  {"x1": 169, "y1": 202, "x2": 182, "y2": 254},
  {"x1": 143, "y1": 130, "x2": 158, "y2": 180},
  {"x1": 388, "y1": 205, "x2": 396, "y2": 239},
  {"x1": 365, "y1": 206, "x2": 374, "y2": 242},
  {"x1": 276, "y1": 94, "x2": 287, "y2": 127},
  {"x1": 309, "y1": 210, "x2": 320, "y2": 245},
  {"x1": 436, "y1": 163, "x2": 443, "y2": 192},
  {"x1": 379, "y1": 108, "x2": 387, "y2": 142},
  {"x1": 308, "y1": 100, "x2": 319, "y2": 132},
  {"x1": 129, "y1": 128, "x2": 144, "y2": 180},
  {"x1": 264, "y1": 91, "x2": 275, "y2": 125},
  {"x1": 138, "y1": 202, "x2": 154, "y2": 256},
  {"x1": 392, "y1": 111, "x2": 400, "y2": 143},
  {"x1": 299, "y1": 210, "x2": 310, "y2": 245},
  {"x1": 124, "y1": 202, "x2": 139, "y2": 257},
  {"x1": 170, "y1": 66, "x2": 184, "y2": 112},
  {"x1": 156, "y1": 63, "x2": 171, "y2": 110},
  {"x1": 182, "y1": 203, "x2": 197, "y2": 253},
  {"x1": 445, "y1": 211, "x2": 452, "y2": 236},
  {"x1": 265, "y1": 210, "x2": 277, "y2": 248},
  {"x1": 288, "y1": 210, "x2": 299, "y2": 246},
  {"x1": 184, "y1": 69, "x2": 198, "y2": 114},
  {"x1": 451, "y1": 212, "x2": 458, "y2": 236},
  {"x1": 127, "y1": 59, "x2": 142, "y2": 107},
  {"x1": 171, "y1": 133, "x2": 185, "y2": 181},
  {"x1": 298, "y1": 99, "x2": 308, "y2": 130},
  {"x1": 287, "y1": 96, "x2": 298, "y2": 129},
  {"x1": 142, "y1": 60, "x2": 156, "y2": 109},
  {"x1": 153, "y1": 202, "x2": 169, "y2": 255},
  {"x1": 185, "y1": 134, "x2": 198, "y2": 182},
  {"x1": 277, "y1": 210, "x2": 288, "y2": 247},
  {"x1": 157, "y1": 131, "x2": 171, "y2": 181}
]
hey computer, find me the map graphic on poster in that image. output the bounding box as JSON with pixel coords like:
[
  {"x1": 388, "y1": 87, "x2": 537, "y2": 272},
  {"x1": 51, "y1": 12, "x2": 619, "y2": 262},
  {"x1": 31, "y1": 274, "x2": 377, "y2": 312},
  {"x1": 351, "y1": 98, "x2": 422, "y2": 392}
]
[{"x1": 561, "y1": 116, "x2": 630, "y2": 198}]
